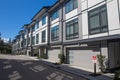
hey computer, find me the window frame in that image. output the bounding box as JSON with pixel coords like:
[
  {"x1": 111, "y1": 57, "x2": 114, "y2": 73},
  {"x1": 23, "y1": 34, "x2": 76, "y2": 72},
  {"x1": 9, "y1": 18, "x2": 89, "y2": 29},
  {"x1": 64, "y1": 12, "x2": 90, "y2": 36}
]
[
  {"x1": 65, "y1": 0, "x2": 78, "y2": 13},
  {"x1": 66, "y1": 18, "x2": 79, "y2": 40},
  {"x1": 42, "y1": 30, "x2": 46, "y2": 43},
  {"x1": 51, "y1": 9, "x2": 59, "y2": 21},
  {"x1": 42, "y1": 16, "x2": 46, "y2": 26},
  {"x1": 27, "y1": 37, "x2": 30, "y2": 45},
  {"x1": 35, "y1": 21, "x2": 39, "y2": 29},
  {"x1": 32, "y1": 26, "x2": 35, "y2": 32},
  {"x1": 36, "y1": 33, "x2": 39, "y2": 44},
  {"x1": 51, "y1": 25, "x2": 59, "y2": 41},
  {"x1": 88, "y1": 5, "x2": 108, "y2": 35},
  {"x1": 32, "y1": 36, "x2": 35, "y2": 45}
]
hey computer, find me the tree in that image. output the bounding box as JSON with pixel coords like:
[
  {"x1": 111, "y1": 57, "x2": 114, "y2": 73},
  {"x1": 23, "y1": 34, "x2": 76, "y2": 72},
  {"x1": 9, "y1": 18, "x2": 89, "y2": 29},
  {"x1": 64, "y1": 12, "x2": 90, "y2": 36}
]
[
  {"x1": 0, "y1": 39, "x2": 4, "y2": 53},
  {"x1": 0, "y1": 39, "x2": 12, "y2": 54}
]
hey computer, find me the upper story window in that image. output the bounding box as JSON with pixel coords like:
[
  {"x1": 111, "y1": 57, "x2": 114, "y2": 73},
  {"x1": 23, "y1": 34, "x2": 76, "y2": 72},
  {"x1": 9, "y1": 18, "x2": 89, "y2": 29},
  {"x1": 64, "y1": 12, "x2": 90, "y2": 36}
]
[
  {"x1": 51, "y1": 10, "x2": 59, "y2": 21},
  {"x1": 32, "y1": 36, "x2": 35, "y2": 45},
  {"x1": 27, "y1": 37, "x2": 30, "y2": 45},
  {"x1": 65, "y1": 0, "x2": 78, "y2": 13},
  {"x1": 42, "y1": 30, "x2": 46, "y2": 43},
  {"x1": 32, "y1": 26, "x2": 35, "y2": 32},
  {"x1": 21, "y1": 41, "x2": 24, "y2": 47},
  {"x1": 35, "y1": 21, "x2": 39, "y2": 29},
  {"x1": 66, "y1": 18, "x2": 79, "y2": 40},
  {"x1": 51, "y1": 25, "x2": 59, "y2": 41},
  {"x1": 22, "y1": 34, "x2": 24, "y2": 39},
  {"x1": 25, "y1": 29, "x2": 27, "y2": 34},
  {"x1": 24, "y1": 39, "x2": 26, "y2": 46},
  {"x1": 36, "y1": 33, "x2": 39, "y2": 44},
  {"x1": 42, "y1": 16, "x2": 46, "y2": 26},
  {"x1": 88, "y1": 5, "x2": 108, "y2": 35},
  {"x1": 28, "y1": 28, "x2": 30, "y2": 34}
]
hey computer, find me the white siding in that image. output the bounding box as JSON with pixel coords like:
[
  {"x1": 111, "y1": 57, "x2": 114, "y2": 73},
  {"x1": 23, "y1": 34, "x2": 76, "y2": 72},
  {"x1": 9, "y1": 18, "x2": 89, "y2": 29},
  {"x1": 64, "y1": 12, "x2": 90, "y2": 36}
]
[
  {"x1": 66, "y1": 9, "x2": 78, "y2": 20},
  {"x1": 82, "y1": 11, "x2": 89, "y2": 39},
  {"x1": 88, "y1": 0, "x2": 104, "y2": 8},
  {"x1": 81, "y1": 0, "x2": 87, "y2": 11},
  {"x1": 107, "y1": 0, "x2": 120, "y2": 35},
  {"x1": 89, "y1": 33, "x2": 108, "y2": 38},
  {"x1": 51, "y1": 18, "x2": 59, "y2": 25},
  {"x1": 51, "y1": 22, "x2": 59, "y2": 28}
]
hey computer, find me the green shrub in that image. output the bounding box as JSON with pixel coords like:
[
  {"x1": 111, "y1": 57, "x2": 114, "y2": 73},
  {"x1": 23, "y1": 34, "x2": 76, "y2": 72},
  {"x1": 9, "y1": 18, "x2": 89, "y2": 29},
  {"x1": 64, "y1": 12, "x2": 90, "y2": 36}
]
[
  {"x1": 58, "y1": 53, "x2": 65, "y2": 64},
  {"x1": 97, "y1": 54, "x2": 106, "y2": 72},
  {"x1": 114, "y1": 70, "x2": 120, "y2": 80}
]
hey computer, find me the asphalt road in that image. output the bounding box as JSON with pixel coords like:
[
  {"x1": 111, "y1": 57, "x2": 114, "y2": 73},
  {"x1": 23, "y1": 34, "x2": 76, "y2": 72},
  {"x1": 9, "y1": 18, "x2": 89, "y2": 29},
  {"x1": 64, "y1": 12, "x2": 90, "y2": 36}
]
[{"x1": 0, "y1": 54, "x2": 87, "y2": 80}]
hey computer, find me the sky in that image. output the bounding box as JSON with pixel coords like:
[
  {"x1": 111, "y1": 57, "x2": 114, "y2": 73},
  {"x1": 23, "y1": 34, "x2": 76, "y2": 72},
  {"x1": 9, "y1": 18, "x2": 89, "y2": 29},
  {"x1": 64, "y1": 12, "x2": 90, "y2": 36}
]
[{"x1": 0, "y1": 0, "x2": 57, "y2": 40}]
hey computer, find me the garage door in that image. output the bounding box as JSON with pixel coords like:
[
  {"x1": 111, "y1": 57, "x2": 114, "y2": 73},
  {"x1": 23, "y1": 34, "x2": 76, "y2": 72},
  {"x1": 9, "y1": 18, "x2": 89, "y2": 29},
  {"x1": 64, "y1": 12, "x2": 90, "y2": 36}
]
[
  {"x1": 68, "y1": 47, "x2": 100, "y2": 71},
  {"x1": 48, "y1": 48, "x2": 60, "y2": 63}
]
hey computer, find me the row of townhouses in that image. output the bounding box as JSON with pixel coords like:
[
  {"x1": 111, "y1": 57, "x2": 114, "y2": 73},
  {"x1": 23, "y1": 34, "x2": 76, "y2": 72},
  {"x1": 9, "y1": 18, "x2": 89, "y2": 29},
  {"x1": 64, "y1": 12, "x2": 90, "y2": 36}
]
[{"x1": 12, "y1": 0, "x2": 120, "y2": 72}]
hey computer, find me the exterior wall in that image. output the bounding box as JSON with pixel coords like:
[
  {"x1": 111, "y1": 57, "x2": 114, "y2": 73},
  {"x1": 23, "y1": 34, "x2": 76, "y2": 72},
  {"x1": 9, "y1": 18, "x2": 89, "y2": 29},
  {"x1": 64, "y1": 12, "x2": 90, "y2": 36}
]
[
  {"x1": 33, "y1": 15, "x2": 48, "y2": 45},
  {"x1": 81, "y1": 0, "x2": 120, "y2": 39},
  {"x1": 108, "y1": 40, "x2": 120, "y2": 69},
  {"x1": 107, "y1": 0, "x2": 120, "y2": 35},
  {"x1": 12, "y1": 0, "x2": 120, "y2": 71},
  {"x1": 65, "y1": 41, "x2": 109, "y2": 72},
  {"x1": 63, "y1": 2, "x2": 83, "y2": 42},
  {"x1": 49, "y1": 7, "x2": 62, "y2": 44}
]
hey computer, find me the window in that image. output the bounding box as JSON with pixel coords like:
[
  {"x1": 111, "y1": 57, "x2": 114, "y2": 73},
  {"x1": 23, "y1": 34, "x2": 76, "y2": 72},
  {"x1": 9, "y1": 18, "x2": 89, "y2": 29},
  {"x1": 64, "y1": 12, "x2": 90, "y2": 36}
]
[
  {"x1": 27, "y1": 28, "x2": 30, "y2": 34},
  {"x1": 88, "y1": 5, "x2": 108, "y2": 34},
  {"x1": 42, "y1": 30, "x2": 46, "y2": 42},
  {"x1": 36, "y1": 33, "x2": 39, "y2": 44},
  {"x1": 27, "y1": 37, "x2": 30, "y2": 45},
  {"x1": 51, "y1": 10, "x2": 59, "y2": 20},
  {"x1": 35, "y1": 22, "x2": 39, "y2": 29},
  {"x1": 65, "y1": 0, "x2": 78, "y2": 13},
  {"x1": 51, "y1": 25, "x2": 59, "y2": 41},
  {"x1": 21, "y1": 41, "x2": 24, "y2": 47},
  {"x1": 42, "y1": 16, "x2": 46, "y2": 25},
  {"x1": 66, "y1": 18, "x2": 79, "y2": 40},
  {"x1": 32, "y1": 26, "x2": 35, "y2": 32},
  {"x1": 24, "y1": 39, "x2": 26, "y2": 46},
  {"x1": 25, "y1": 29, "x2": 27, "y2": 34},
  {"x1": 32, "y1": 36, "x2": 35, "y2": 45}
]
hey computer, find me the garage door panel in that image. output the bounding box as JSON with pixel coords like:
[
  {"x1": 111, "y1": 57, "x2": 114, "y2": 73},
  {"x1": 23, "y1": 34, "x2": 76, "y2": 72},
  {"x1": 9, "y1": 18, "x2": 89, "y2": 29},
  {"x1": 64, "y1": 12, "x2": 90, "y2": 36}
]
[
  {"x1": 68, "y1": 47, "x2": 100, "y2": 71},
  {"x1": 48, "y1": 49, "x2": 60, "y2": 62}
]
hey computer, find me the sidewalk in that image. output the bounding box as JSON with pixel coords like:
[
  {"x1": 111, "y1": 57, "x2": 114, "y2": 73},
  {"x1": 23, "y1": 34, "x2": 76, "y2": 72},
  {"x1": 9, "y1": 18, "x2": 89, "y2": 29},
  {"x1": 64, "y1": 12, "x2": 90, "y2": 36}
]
[{"x1": 27, "y1": 56, "x2": 114, "y2": 80}]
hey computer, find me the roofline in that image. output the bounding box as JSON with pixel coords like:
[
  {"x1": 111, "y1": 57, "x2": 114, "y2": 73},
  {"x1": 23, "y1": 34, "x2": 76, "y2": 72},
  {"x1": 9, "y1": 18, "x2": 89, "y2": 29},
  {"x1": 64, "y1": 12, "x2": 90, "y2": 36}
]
[
  {"x1": 48, "y1": 0, "x2": 67, "y2": 12},
  {"x1": 22, "y1": 24, "x2": 29, "y2": 29},
  {"x1": 31, "y1": 6, "x2": 51, "y2": 21}
]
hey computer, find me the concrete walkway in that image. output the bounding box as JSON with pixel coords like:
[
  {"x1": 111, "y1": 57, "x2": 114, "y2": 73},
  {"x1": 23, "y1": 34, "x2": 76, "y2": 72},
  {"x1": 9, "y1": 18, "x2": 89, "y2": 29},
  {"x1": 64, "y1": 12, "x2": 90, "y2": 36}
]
[{"x1": 26, "y1": 56, "x2": 114, "y2": 80}]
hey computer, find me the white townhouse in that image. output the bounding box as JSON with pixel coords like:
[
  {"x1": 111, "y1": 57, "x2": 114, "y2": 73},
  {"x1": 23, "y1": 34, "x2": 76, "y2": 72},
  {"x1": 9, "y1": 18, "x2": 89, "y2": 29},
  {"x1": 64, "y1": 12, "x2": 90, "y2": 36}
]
[
  {"x1": 31, "y1": 6, "x2": 50, "y2": 57},
  {"x1": 12, "y1": 35, "x2": 21, "y2": 55},
  {"x1": 47, "y1": 0, "x2": 64, "y2": 62},
  {"x1": 22, "y1": 24, "x2": 31, "y2": 56},
  {"x1": 47, "y1": 0, "x2": 120, "y2": 72},
  {"x1": 12, "y1": 0, "x2": 120, "y2": 73}
]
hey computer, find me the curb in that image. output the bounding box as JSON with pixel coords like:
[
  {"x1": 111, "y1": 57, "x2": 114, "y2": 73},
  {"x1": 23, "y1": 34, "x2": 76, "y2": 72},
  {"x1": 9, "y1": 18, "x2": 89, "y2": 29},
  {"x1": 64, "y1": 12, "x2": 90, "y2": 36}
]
[{"x1": 28, "y1": 57, "x2": 114, "y2": 80}]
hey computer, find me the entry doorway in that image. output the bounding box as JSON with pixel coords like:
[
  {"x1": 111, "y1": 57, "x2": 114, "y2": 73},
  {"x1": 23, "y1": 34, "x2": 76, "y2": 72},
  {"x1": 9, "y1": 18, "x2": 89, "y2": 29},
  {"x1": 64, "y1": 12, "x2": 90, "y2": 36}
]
[{"x1": 108, "y1": 41, "x2": 120, "y2": 69}]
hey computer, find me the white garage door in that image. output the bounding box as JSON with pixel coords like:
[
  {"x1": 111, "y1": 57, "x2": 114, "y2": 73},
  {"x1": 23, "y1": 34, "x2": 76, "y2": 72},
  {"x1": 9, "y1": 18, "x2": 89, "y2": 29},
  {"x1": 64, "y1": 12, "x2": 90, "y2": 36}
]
[
  {"x1": 68, "y1": 47, "x2": 100, "y2": 71},
  {"x1": 48, "y1": 49, "x2": 60, "y2": 63}
]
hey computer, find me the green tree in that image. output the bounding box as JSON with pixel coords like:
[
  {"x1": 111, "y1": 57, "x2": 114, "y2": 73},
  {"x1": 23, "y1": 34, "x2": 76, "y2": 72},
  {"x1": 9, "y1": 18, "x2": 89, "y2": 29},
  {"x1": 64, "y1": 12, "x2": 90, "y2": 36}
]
[{"x1": 0, "y1": 40, "x2": 4, "y2": 53}]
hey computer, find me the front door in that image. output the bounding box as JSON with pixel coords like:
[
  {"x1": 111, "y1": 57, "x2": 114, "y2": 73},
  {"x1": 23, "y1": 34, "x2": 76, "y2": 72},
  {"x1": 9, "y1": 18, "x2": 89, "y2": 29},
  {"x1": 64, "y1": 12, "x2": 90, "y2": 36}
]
[{"x1": 108, "y1": 41, "x2": 120, "y2": 68}]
